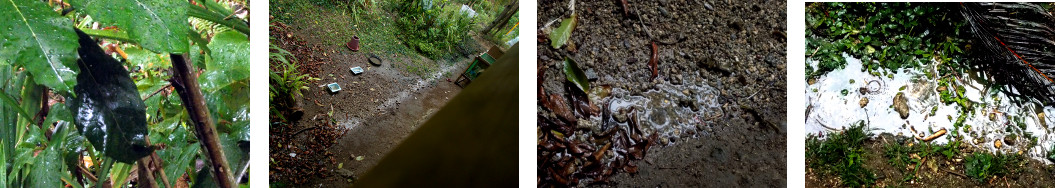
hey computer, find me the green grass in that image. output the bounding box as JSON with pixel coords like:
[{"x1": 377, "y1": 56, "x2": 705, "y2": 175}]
[
  {"x1": 964, "y1": 152, "x2": 1023, "y2": 182},
  {"x1": 882, "y1": 140, "x2": 962, "y2": 183},
  {"x1": 806, "y1": 121, "x2": 876, "y2": 187},
  {"x1": 271, "y1": 0, "x2": 414, "y2": 56}
]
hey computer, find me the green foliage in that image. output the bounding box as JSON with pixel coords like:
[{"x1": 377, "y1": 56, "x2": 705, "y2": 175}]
[
  {"x1": 549, "y1": 13, "x2": 577, "y2": 49},
  {"x1": 0, "y1": 0, "x2": 81, "y2": 93},
  {"x1": 964, "y1": 152, "x2": 1023, "y2": 182},
  {"x1": 397, "y1": 0, "x2": 478, "y2": 57},
  {"x1": 563, "y1": 57, "x2": 590, "y2": 93},
  {"x1": 200, "y1": 31, "x2": 250, "y2": 92},
  {"x1": 69, "y1": 30, "x2": 153, "y2": 163},
  {"x1": 805, "y1": 121, "x2": 876, "y2": 187},
  {"x1": 70, "y1": 0, "x2": 189, "y2": 53},
  {"x1": 0, "y1": 1, "x2": 250, "y2": 187},
  {"x1": 805, "y1": 3, "x2": 968, "y2": 78},
  {"x1": 883, "y1": 140, "x2": 962, "y2": 183},
  {"x1": 269, "y1": 43, "x2": 315, "y2": 106}
]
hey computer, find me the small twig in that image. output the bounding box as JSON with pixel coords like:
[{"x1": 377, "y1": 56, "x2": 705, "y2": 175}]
[
  {"x1": 943, "y1": 168, "x2": 968, "y2": 178},
  {"x1": 152, "y1": 153, "x2": 172, "y2": 188},
  {"x1": 137, "y1": 157, "x2": 160, "y2": 188},
  {"x1": 78, "y1": 165, "x2": 98, "y2": 182},
  {"x1": 808, "y1": 46, "x2": 821, "y2": 58},
  {"x1": 142, "y1": 84, "x2": 173, "y2": 101}
]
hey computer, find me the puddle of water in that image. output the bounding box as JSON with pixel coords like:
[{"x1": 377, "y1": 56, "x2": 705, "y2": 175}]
[
  {"x1": 806, "y1": 53, "x2": 1055, "y2": 162},
  {"x1": 603, "y1": 83, "x2": 722, "y2": 145}
]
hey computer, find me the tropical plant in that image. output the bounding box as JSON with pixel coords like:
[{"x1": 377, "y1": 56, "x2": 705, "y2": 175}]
[
  {"x1": 0, "y1": 0, "x2": 249, "y2": 187},
  {"x1": 397, "y1": 0, "x2": 478, "y2": 57},
  {"x1": 268, "y1": 43, "x2": 316, "y2": 115}
]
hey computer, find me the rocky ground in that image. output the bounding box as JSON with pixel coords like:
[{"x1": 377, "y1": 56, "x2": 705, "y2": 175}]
[{"x1": 536, "y1": 0, "x2": 787, "y2": 186}]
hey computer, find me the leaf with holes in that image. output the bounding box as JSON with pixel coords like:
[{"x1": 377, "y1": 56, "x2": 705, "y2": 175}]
[
  {"x1": 0, "y1": 0, "x2": 80, "y2": 93},
  {"x1": 70, "y1": 0, "x2": 188, "y2": 53}
]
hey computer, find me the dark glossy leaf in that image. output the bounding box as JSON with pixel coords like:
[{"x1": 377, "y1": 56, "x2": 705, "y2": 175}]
[
  {"x1": 0, "y1": 0, "x2": 80, "y2": 93},
  {"x1": 200, "y1": 30, "x2": 249, "y2": 92},
  {"x1": 70, "y1": 0, "x2": 188, "y2": 53},
  {"x1": 563, "y1": 57, "x2": 590, "y2": 93},
  {"x1": 68, "y1": 29, "x2": 153, "y2": 163}
]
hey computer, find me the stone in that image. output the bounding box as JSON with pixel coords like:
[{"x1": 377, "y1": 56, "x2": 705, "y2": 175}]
[
  {"x1": 1040, "y1": 112, "x2": 1048, "y2": 127},
  {"x1": 614, "y1": 108, "x2": 629, "y2": 123},
  {"x1": 894, "y1": 92, "x2": 910, "y2": 119},
  {"x1": 585, "y1": 69, "x2": 599, "y2": 81}
]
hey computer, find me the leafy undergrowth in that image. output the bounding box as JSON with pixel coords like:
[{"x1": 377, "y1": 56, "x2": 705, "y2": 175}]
[
  {"x1": 0, "y1": 0, "x2": 250, "y2": 187},
  {"x1": 806, "y1": 122, "x2": 1049, "y2": 187},
  {"x1": 268, "y1": 20, "x2": 350, "y2": 187},
  {"x1": 805, "y1": 3, "x2": 968, "y2": 79},
  {"x1": 271, "y1": 0, "x2": 500, "y2": 59},
  {"x1": 271, "y1": 0, "x2": 414, "y2": 56},
  {"x1": 806, "y1": 121, "x2": 876, "y2": 187}
]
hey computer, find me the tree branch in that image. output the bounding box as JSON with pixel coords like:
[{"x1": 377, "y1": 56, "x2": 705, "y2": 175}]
[
  {"x1": 136, "y1": 157, "x2": 159, "y2": 188},
  {"x1": 168, "y1": 54, "x2": 234, "y2": 188}
]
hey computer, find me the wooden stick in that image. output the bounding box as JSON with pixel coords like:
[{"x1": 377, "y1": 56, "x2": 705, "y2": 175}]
[
  {"x1": 917, "y1": 128, "x2": 947, "y2": 142},
  {"x1": 169, "y1": 54, "x2": 234, "y2": 188}
]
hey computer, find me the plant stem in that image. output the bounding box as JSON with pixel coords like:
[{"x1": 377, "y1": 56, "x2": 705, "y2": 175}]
[
  {"x1": 136, "y1": 157, "x2": 159, "y2": 188},
  {"x1": 168, "y1": 54, "x2": 234, "y2": 188},
  {"x1": 94, "y1": 159, "x2": 113, "y2": 188},
  {"x1": 188, "y1": 3, "x2": 250, "y2": 35}
]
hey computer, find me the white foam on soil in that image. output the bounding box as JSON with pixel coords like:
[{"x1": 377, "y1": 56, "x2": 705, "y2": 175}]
[
  {"x1": 806, "y1": 53, "x2": 1055, "y2": 162},
  {"x1": 606, "y1": 82, "x2": 722, "y2": 145}
]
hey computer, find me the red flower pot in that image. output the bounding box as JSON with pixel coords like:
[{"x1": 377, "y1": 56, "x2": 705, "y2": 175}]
[{"x1": 347, "y1": 36, "x2": 360, "y2": 52}]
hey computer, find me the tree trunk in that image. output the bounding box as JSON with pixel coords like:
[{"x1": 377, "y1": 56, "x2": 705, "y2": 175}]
[
  {"x1": 482, "y1": 0, "x2": 518, "y2": 35},
  {"x1": 168, "y1": 54, "x2": 235, "y2": 188}
]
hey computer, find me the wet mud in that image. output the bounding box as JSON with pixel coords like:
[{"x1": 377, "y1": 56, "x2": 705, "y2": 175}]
[{"x1": 537, "y1": 0, "x2": 787, "y2": 186}]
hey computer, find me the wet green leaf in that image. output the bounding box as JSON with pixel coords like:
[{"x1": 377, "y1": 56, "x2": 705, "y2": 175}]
[
  {"x1": 69, "y1": 30, "x2": 153, "y2": 163},
  {"x1": 110, "y1": 162, "x2": 133, "y2": 186},
  {"x1": 549, "y1": 13, "x2": 577, "y2": 49},
  {"x1": 563, "y1": 57, "x2": 590, "y2": 93},
  {"x1": 200, "y1": 31, "x2": 249, "y2": 91},
  {"x1": 208, "y1": 82, "x2": 249, "y2": 139},
  {"x1": 123, "y1": 46, "x2": 171, "y2": 71},
  {"x1": 0, "y1": 0, "x2": 80, "y2": 93},
  {"x1": 27, "y1": 124, "x2": 74, "y2": 188},
  {"x1": 151, "y1": 121, "x2": 199, "y2": 185},
  {"x1": 70, "y1": 0, "x2": 189, "y2": 53}
]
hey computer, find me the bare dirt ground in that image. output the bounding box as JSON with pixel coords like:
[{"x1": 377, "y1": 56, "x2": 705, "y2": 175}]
[
  {"x1": 270, "y1": 17, "x2": 495, "y2": 188},
  {"x1": 537, "y1": 0, "x2": 787, "y2": 187}
]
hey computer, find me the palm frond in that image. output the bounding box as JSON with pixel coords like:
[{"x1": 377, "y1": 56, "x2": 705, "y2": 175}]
[{"x1": 961, "y1": 2, "x2": 1055, "y2": 105}]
